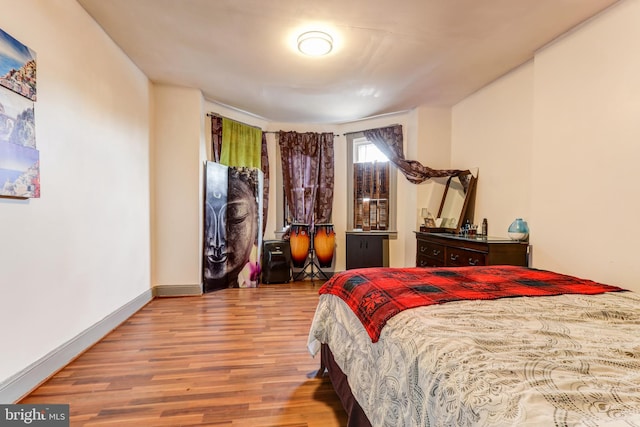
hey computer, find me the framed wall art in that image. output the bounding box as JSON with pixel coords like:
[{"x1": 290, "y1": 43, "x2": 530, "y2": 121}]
[
  {"x1": 0, "y1": 27, "x2": 38, "y2": 199},
  {"x1": 0, "y1": 28, "x2": 36, "y2": 101}
]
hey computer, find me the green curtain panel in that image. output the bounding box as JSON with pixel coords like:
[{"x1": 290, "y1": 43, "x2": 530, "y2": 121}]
[{"x1": 220, "y1": 118, "x2": 262, "y2": 168}]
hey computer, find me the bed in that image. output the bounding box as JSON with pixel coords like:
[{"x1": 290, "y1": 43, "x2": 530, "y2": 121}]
[{"x1": 307, "y1": 265, "x2": 640, "y2": 427}]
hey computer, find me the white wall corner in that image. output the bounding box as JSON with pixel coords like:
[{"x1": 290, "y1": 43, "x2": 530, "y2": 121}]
[{"x1": 0, "y1": 290, "x2": 153, "y2": 404}]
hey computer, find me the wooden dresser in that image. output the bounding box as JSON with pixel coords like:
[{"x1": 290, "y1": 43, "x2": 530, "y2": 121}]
[{"x1": 415, "y1": 232, "x2": 529, "y2": 267}]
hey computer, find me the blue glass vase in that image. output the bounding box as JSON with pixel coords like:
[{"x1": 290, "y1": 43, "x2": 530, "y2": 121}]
[{"x1": 508, "y1": 218, "x2": 529, "y2": 241}]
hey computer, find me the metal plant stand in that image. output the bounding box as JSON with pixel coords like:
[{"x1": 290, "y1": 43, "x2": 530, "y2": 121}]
[{"x1": 293, "y1": 241, "x2": 329, "y2": 281}]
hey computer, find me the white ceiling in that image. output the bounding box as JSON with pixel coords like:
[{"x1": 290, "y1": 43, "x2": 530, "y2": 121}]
[{"x1": 77, "y1": 0, "x2": 619, "y2": 124}]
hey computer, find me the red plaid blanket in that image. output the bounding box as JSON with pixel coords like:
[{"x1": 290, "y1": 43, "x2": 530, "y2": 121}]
[{"x1": 319, "y1": 265, "x2": 623, "y2": 342}]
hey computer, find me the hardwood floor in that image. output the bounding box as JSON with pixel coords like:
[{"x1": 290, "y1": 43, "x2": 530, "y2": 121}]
[{"x1": 20, "y1": 281, "x2": 348, "y2": 427}]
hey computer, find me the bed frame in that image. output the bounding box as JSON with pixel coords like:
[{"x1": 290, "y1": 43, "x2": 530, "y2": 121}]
[{"x1": 320, "y1": 343, "x2": 372, "y2": 427}]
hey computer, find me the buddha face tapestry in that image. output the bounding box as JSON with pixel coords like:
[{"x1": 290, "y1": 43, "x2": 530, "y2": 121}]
[{"x1": 203, "y1": 162, "x2": 262, "y2": 292}]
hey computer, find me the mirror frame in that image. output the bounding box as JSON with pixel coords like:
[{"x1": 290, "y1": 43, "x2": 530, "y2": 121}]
[{"x1": 434, "y1": 172, "x2": 476, "y2": 234}]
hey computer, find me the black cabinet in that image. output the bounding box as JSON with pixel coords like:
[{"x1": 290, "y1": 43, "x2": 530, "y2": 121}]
[{"x1": 346, "y1": 232, "x2": 389, "y2": 269}]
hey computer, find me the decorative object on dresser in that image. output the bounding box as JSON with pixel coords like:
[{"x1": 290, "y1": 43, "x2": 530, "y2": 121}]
[
  {"x1": 508, "y1": 217, "x2": 529, "y2": 241},
  {"x1": 415, "y1": 231, "x2": 528, "y2": 267},
  {"x1": 421, "y1": 208, "x2": 436, "y2": 228}
]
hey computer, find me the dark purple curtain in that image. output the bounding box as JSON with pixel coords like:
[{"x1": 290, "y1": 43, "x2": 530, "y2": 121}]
[
  {"x1": 260, "y1": 132, "x2": 269, "y2": 236},
  {"x1": 210, "y1": 115, "x2": 269, "y2": 235},
  {"x1": 210, "y1": 115, "x2": 222, "y2": 163},
  {"x1": 363, "y1": 125, "x2": 465, "y2": 183},
  {"x1": 278, "y1": 131, "x2": 334, "y2": 227}
]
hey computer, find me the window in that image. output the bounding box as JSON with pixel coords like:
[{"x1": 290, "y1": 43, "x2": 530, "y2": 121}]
[
  {"x1": 354, "y1": 139, "x2": 388, "y2": 163},
  {"x1": 347, "y1": 135, "x2": 396, "y2": 231}
]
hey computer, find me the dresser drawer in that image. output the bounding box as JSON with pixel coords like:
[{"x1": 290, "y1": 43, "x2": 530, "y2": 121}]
[
  {"x1": 417, "y1": 240, "x2": 445, "y2": 263},
  {"x1": 417, "y1": 254, "x2": 444, "y2": 268},
  {"x1": 416, "y1": 232, "x2": 528, "y2": 268},
  {"x1": 446, "y1": 247, "x2": 486, "y2": 266}
]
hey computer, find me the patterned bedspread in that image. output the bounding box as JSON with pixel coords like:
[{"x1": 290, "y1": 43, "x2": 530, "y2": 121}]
[
  {"x1": 308, "y1": 269, "x2": 640, "y2": 426},
  {"x1": 319, "y1": 266, "x2": 623, "y2": 343}
]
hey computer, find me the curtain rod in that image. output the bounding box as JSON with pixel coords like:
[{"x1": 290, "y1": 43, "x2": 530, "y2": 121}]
[
  {"x1": 208, "y1": 112, "x2": 399, "y2": 137},
  {"x1": 207, "y1": 114, "x2": 338, "y2": 135},
  {"x1": 263, "y1": 130, "x2": 338, "y2": 135},
  {"x1": 342, "y1": 123, "x2": 401, "y2": 136},
  {"x1": 206, "y1": 112, "x2": 263, "y2": 131}
]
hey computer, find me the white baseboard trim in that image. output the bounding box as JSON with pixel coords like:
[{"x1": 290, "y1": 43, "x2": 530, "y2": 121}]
[
  {"x1": 0, "y1": 289, "x2": 153, "y2": 403},
  {"x1": 153, "y1": 284, "x2": 202, "y2": 297}
]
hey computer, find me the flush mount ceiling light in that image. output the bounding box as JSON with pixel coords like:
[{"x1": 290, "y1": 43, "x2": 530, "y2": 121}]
[{"x1": 297, "y1": 31, "x2": 333, "y2": 56}]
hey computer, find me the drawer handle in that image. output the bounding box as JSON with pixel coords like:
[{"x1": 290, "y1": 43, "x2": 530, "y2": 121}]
[
  {"x1": 468, "y1": 258, "x2": 480, "y2": 266},
  {"x1": 432, "y1": 249, "x2": 441, "y2": 256},
  {"x1": 420, "y1": 246, "x2": 427, "y2": 253},
  {"x1": 450, "y1": 254, "x2": 459, "y2": 261}
]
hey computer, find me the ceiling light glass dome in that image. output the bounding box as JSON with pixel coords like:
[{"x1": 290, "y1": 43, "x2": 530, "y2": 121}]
[{"x1": 297, "y1": 31, "x2": 333, "y2": 56}]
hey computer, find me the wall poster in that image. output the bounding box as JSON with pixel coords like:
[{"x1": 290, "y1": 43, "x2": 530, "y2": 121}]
[{"x1": 0, "y1": 27, "x2": 38, "y2": 199}]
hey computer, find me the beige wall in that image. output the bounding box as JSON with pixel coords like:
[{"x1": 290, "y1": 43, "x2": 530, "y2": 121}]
[
  {"x1": 452, "y1": 0, "x2": 640, "y2": 291},
  {"x1": 0, "y1": 0, "x2": 151, "y2": 385},
  {"x1": 452, "y1": 62, "x2": 534, "y2": 238},
  {"x1": 152, "y1": 85, "x2": 204, "y2": 289},
  {"x1": 530, "y1": 0, "x2": 640, "y2": 289},
  {"x1": 412, "y1": 106, "x2": 454, "y2": 242}
]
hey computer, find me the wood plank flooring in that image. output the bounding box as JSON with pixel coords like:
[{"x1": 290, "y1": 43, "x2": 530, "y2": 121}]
[{"x1": 20, "y1": 281, "x2": 348, "y2": 427}]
